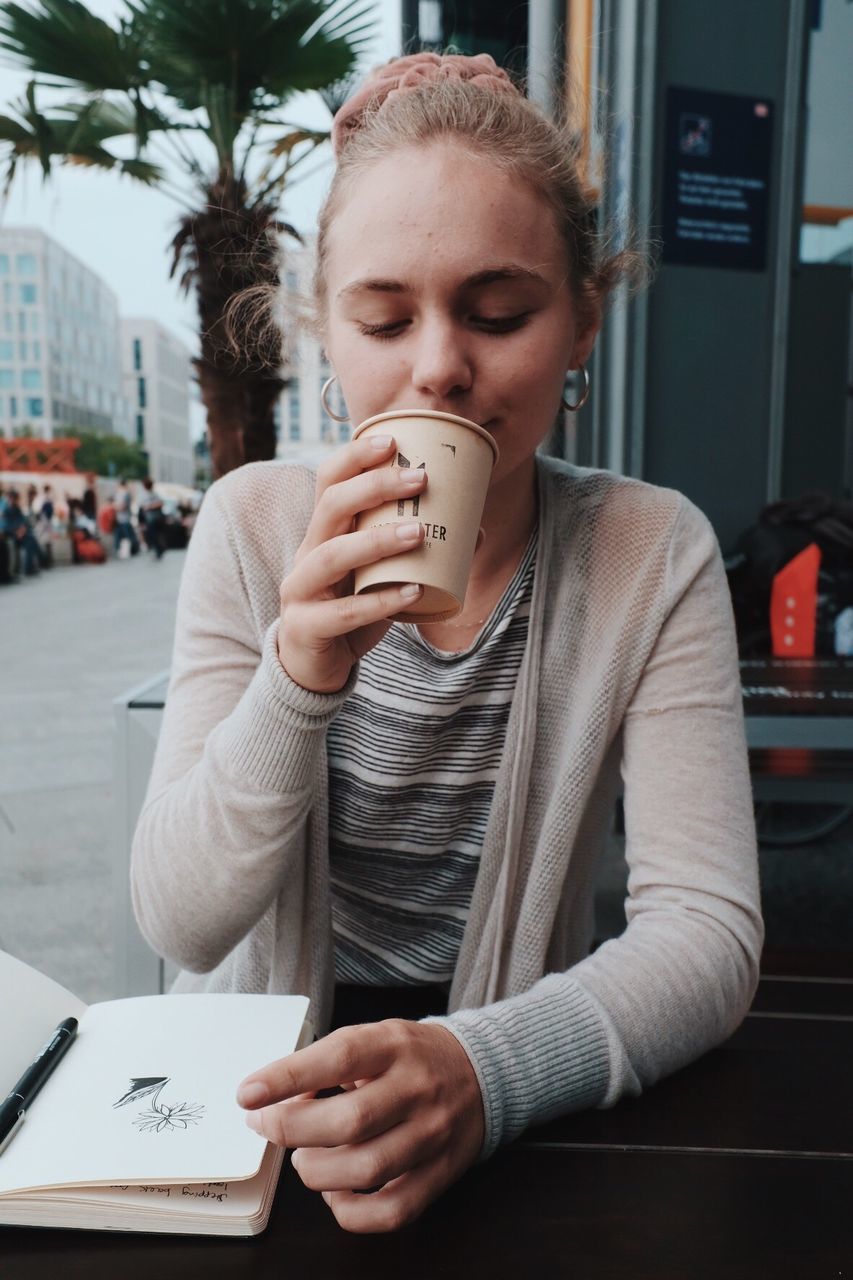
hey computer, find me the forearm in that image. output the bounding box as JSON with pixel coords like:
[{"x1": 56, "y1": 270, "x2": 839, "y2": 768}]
[
  {"x1": 427, "y1": 713, "x2": 761, "y2": 1159},
  {"x1": 426, "y1": 884, "x2": 759, "y2": 1161},
  {"x1": 131, "y1": 621, "x2": 354, "y2": 972},
  {"x1": 424, "y1": 973, "x2": 613, "y2": 1159}
]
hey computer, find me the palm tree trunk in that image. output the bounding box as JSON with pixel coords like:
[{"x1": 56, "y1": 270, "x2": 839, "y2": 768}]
[
  {"x1": 195, "y1": 357, "x2": 286, "y2": 477},
  {"x1": 171, "y1": 171, "x2": 291, "y2": 479}
]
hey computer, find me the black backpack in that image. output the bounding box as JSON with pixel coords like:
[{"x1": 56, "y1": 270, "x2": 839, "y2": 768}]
[{"x1": 724, "y1": 493, "x2": 853, "y2": 657}]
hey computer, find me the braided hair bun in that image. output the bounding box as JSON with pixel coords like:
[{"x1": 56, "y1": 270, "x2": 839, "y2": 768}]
[{"x1": 331, "y1": 52, "x2": 520, "y2": 155}]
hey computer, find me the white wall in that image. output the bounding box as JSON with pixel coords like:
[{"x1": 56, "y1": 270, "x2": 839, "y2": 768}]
[{"x1": 803, "y1": 0, "x2": 853, "y2": 208}]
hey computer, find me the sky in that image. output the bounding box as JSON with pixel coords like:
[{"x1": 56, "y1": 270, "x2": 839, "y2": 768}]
[{"x1": 0, "y1": 0, "x2": 402, "y2": 380}]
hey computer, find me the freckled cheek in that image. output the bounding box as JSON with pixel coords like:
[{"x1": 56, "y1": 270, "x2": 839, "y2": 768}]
[
  {"x1": 339, "y1": 349, "x2": 405, "y2": 420},
  {"x1": 485, "y1": 339, "x2": 564, "y2": 407}
]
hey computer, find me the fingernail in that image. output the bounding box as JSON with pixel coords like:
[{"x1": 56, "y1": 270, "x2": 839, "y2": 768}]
[
  {"x1": 399, "y1": 583, "x2": 423, "y2": 599},
  {"x1": 395, "y1": 520, "x2": 421, "y2": 540},
  {"x1": 321, "y1": 1191, "x2": 331, "y2": 1206},
  {"x1": 290, "y1": 1149, "x2": 301, "y2": 1169},
  {"x1": 400, "y1": 468, "x2": 425, "y2": 483},
  {"x1": 237, "y1": 1080, "x2": 269, "y2": 1107},
  {"x1": 245, "y1": 1110, "x2": 263, "y2": 1133},
  {"x1": 368, "y1": 434, "x2": 392, "y2": 449}
]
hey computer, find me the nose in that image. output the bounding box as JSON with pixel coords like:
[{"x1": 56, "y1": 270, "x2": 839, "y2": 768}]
[{"x1": 410, "y1": 315, "x2": 473, "y2": 405}]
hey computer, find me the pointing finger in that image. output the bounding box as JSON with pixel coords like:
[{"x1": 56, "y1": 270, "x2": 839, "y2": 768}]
[{"x1": 237, "y1": 1024, "x2": 396, "y2": 1109}]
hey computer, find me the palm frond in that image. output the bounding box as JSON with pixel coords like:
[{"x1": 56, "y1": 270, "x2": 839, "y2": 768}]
[
  {"x1": 25, "y1": 79, "x2": 53, "y2": 175},
  {"x1": 0, "y1": 87, "x2": 165, "y2": 188},
  {"x1": 118, "y1": 155, "x2": 163, "y2": 184},
  {"x1": 0, "y1": 0, "x2": 142, "y2": 91},
  {"x1": 60, "y1": 97, "x2": 139, "y2": 143},
  {"x1": 263, "y1": 0, "x2": 379, "y2": 96},
  {"x1": 300, "y1": 0, "x2": 376, "y2": 50},
  {"x1": 0, "y1": 112, "x2": 32, "y2": 143},
  {"x1": 125, "y1": 0, "x2": 378, "y2": 113},
  {"x1": 317, "y1": 68, "x2": 362, "y2": 118},
  {"x1": 198, "y1": 81, "x2": 239, "y2": 167},
  {"x1": 266, "y1": 126, "x2": 327, "y2": 157}
]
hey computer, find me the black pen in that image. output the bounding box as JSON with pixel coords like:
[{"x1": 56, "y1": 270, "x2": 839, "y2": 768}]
[{"x1": 0, "y1": 1017, "x2": 79, "y2": 1156}]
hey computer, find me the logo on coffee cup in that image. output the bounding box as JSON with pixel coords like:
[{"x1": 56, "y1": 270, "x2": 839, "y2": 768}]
[{"x1": 397, "y1": 451, "x2": 426, "y2": 517}]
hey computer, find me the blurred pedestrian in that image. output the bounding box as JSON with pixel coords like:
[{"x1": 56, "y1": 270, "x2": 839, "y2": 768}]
[
  {"x1": 33, "y1": 483, "x2": 54, "y2": 569},
  {"x1": 82, "y1": 472, "x2": 98, "y2": 523},
  {"x1": 2, "y1": 487, "x2": 47, "y2": 576},
  {"x1": 139, "y1": 478, "x2": 166, "y2": 560},
  {"x1": 0, "y1": 485, "x2": 11, "y2": 584},
  {"x1": 67, "y1": 497, "x2": 105, "y2": 564},
  {"x1": 40, "y1": 484, "x2": 55, "y2": 523},
  {"x1": 113, "y1": 477, "x2": 140, "y2": 558}
]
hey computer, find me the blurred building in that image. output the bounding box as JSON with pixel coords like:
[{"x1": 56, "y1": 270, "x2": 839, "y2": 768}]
[
  {"x1": 0, "y1": 227, "x2": 128, "y2": 439},
  {"x1": 276, "y1": 239, "x2": 351, "y2": 464},
  {"x1": 119, "y1": 318, "x2": 194, "y2": 485}
]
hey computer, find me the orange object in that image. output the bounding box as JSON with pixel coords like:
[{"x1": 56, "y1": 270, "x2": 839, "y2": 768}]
[
  {"x1": 802, "y1": 204, "x2": 853, "y2": 226},
  {"x1": 98, "y1": 504, "x2": 116, "y2": 534},
  {"x1": 72, "y1": 529, "x2": 106, "y2": 563},
  {"x1": 0, "y1": 438, "x2": 80, "y2": 473},
  {"x1": 770, "y1": 543, "x2": 821, "y2": 657}
]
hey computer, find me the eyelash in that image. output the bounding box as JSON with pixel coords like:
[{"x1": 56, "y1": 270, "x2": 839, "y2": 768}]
[{"x1": 356, "y1": 314, "x2": 531, "y2": 341}]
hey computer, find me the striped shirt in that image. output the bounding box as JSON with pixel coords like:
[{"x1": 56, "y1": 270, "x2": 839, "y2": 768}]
[{"x1": 328, "y1": 529, "x2": 538, "y2": 986}]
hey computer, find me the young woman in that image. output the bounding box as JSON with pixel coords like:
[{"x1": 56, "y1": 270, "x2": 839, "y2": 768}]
[{"x1": 131, "y1": 53, "x2": 762, "y2": 1233}]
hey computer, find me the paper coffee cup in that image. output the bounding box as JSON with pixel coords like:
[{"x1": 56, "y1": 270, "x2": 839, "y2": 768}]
[{"x1": 352, "y1": 410, "x2": 499, "y2": 622}]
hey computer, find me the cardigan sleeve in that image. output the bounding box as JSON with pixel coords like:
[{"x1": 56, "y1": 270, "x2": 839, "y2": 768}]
[
  {"x1": 426, "y1": 495, "x2": 763, "y2": 1157},
  {"x1": 130, "y1": 475, "x2": 354, "y2": 975}
]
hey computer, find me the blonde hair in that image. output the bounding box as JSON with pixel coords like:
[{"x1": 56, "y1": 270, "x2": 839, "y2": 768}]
[
  {"x1": 226, "y1": 72, "x2": 648, "y2": 359},
  {"x1": 312, "y1": 76, "x2": 645, "y2": 333}
]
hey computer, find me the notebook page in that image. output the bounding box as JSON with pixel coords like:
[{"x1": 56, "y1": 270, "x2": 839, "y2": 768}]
[
  {"x1": 0, "y1": 950, "x2": 87, "y2": 1096},
  {"x1": 0, "y1": 992, "x2": 308, "y2": 1195},
  {"x1": 39, "y1": 1141, "x2": 283, "y2": 1219}
]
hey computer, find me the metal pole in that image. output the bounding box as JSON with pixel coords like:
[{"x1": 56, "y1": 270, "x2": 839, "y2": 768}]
[
  {"x1": 626, "y1": 0, "x2": 658, "y2": 480},
  {"x1": 765, "y1": 0, "x2": 809, "y2": 503},
  {"x1": 528, "y1": 0, "x2": 565, "y2": 117}
]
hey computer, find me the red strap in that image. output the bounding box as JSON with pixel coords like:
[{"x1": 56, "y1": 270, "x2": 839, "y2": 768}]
[{"x1": 770, "y1": 542, "x2": 821, "y2": 657}]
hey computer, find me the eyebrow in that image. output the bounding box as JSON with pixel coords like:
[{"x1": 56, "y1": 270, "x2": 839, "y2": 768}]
[{"x1": 336, "y1": 265, "x2": 550, "y2": 300}]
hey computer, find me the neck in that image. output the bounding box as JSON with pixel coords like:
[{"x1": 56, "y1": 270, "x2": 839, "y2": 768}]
[
  {"x1": 416, "y1": 456, "x2": 538, "y2": 650},
  {"x1": 469, "y1": 456, "x2": 538, "y2": 592}
]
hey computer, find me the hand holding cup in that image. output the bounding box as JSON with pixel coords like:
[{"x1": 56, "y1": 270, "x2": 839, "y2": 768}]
[
  {"x1": 276, "y1": 435, "x2": 428, "y2": 694},
  {"x1": 352, "y1": 411, "x2": 498, "y2": 621}
]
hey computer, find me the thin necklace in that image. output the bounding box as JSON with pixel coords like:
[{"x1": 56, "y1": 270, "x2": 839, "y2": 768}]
[{"x1": 444, "y1": 613, "x2": 490, "y2": 628}]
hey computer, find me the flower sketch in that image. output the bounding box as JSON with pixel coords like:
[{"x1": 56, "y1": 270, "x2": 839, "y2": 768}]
[{"x1": 113, "y1": 1077, "x2": 206, "y2": 1134}]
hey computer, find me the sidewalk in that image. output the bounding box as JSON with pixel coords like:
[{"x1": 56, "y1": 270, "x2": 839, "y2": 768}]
[{"x1": 0, "y1": 549, "x2": 186, "y2": 1002}]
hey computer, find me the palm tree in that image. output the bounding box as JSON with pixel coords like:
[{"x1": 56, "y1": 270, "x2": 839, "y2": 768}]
[{"x1": 0, "y1": 0, "x2": 377, "y2": 477}]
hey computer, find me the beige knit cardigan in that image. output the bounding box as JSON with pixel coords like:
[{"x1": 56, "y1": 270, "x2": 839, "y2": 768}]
[{"x1": 131, "y1": 454, "x2": 763, "y2": 1158}]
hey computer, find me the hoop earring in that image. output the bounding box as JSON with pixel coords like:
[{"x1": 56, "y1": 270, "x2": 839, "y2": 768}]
[
  {"x1": 320, "y1": 375, "x2": 350, "y2": 423},
  {"x1": 561, "y1": 365, "x2": 590, "y2": 413}
]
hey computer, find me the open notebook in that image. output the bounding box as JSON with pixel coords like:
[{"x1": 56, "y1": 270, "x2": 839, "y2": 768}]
[{"x1": 0, "y1": 950, "x2": 311, "y2": 1236}]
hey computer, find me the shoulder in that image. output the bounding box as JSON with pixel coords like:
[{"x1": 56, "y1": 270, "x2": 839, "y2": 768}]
[
  {"x1": 536, "y1": 456, "x2": 722, "y2": 625},
  {"x1": 188, "y1": 461, "x2": 318, "y2": 616},
  {"x1": 537, "y1": 454, "x2": 714, "y2": 554},
  {"x1": 170, "y1": 461, "x2": 321, "y2": 640},
  {"x1": 203, "y1": 460, "x2": 316, "y2": 548}
]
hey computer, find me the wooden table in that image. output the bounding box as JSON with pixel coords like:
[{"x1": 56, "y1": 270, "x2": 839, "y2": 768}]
[{"x1": 3, "y1": 977, "x2": 851, "y2": 1279}]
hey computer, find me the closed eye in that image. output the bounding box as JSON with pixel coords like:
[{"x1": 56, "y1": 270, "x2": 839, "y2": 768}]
[
  {"x1": 355, "y1": 313, "x2": 532, "y2": 340},
  {"x1": 356, "y1": 319, "x2": 410, "y2": 339},
  {"x1": 473, "y1": 313, "x2": 531, "y2": 333}
]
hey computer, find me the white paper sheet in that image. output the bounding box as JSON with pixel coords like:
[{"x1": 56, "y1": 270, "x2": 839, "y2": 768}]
[
  {"x1": 0, "y1": 950, "x2": 88, "y2": 1097},
  {"x1": 45, "y1": 1141, "x2": 283, "y2": 1218},
  {"x1": 0, "y1": 992, "x2": 309, "y2": 1195}
]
